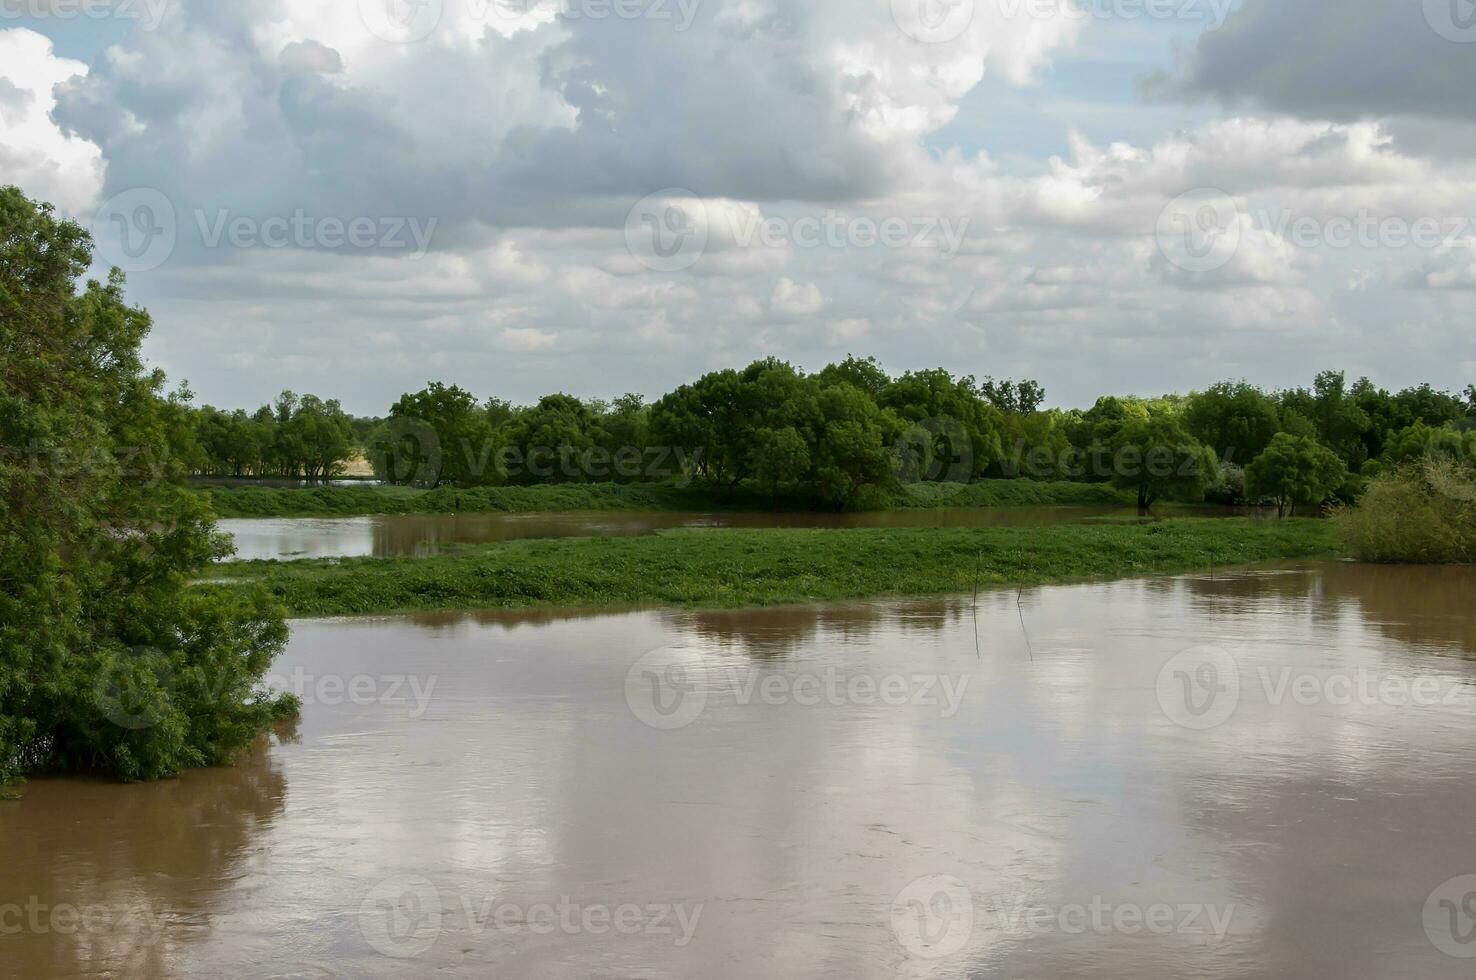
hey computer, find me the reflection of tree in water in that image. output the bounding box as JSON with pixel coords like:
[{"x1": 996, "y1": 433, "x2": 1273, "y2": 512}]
[
  {"x1": 409, "y1": 599, "x2": 974, "y2": 661},
  {"x1": 409, "y1": 606, "x2": 633, "y2": 631},
  {"x1": 663, "y1": 598, "x2": 972, "y2": 661},
  {"x1": 1318, "y1": 562, "x2": 1476, "y2": 658},
  {"x1": 0, "y1": 738, "x2": 287, "y2": 979},
  {"x1": 1177, "y1": 561, "x2": 1476, "y2": 658}
]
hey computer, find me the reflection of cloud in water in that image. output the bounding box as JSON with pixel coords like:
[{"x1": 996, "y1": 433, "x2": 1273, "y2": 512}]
[{"x1": 10, "y1": 562, "x2": 1476, "y2": 978}]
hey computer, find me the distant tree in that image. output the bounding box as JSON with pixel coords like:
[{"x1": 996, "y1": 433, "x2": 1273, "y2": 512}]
[
  {"x1": 1378, "y1": 422, "x2": 1475, "y2": 470},
  {"x1": 1246, "y1": 433, "x2": 1348, "y2": 517},
  {"x1": 498, "y1": 393, "x2": 606, "y2": 484},
  {"x1": 977, "y1": 377, "x2": 1046, "y2": 414},
  {"x1": 1184, "y1": 381, "x2": 1282, "y2": 465},
  {"x1": 650, "y1": 368, "x2": 751, "y2": 494},
  {"x1": 1106, "y1": 414, "x2": 1220, "y2": 509},
  {"x1": 997, "y1": 409, "x2": 1073, "y2": 479},
  {"x1": 880, "y1": 368, "x2": 1004, "y2": 479},
  {"x1": 812, "y1": 384, "x2": 897, "y2": 509},
  {"x1": 816, "y1": 355, "x2": 890, "y2": 399},
  {"x1": 751, "y1": 426, "x2": 810, "y2": 504},
  {"x1": 372, "y1": 383, "x2": 494, "y2": 487},
  {"x1": 1279, "y1": 371, "x2": 1371, "y2": 470},
  {"x1": 285, "y1": 394, "x2": 356, "y2": 480},
  {"x1": 485, "y1": 397, "x2": 517, "y2": 431}
]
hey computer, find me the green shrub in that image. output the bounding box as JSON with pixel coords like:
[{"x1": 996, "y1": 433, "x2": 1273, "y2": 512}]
[{"x1": 1332, "y1": 462, "x2": 1476, "y2": 563}]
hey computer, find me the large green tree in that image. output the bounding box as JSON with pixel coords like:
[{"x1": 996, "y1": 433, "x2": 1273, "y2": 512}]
[
  {"x1": 1, "y1": 187, "x2": 293, "y2": 785},
  {"x1": 1184, "y1": 381, "x2": 1282, "y2": 465},
  {"x1": 372, "y1": 382, "x2": 494, "y2": 487},
  {"x1": 1246, "y1": 433, "x2": 1349, "y2": 517},
  {"x1": 1105, "y1": 414, "x2": 1220, "y2": 509}
]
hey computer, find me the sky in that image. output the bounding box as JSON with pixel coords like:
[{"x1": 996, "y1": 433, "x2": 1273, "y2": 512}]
[{"x1": 2, "y1": 0, "x2": 1475, "y2": 414}]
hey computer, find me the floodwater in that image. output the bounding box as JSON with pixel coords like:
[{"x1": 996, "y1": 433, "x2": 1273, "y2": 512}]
[
  {"x1": 218, "y1": 506, "x2": 1257, "y2": 560},
  {"x1": 6, "y1": 562, "x2": 1476, "y2": 978}
]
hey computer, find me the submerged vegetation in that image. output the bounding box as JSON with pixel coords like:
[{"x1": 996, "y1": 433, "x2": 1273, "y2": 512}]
[{"x1": 212, "y1": 519, "x2": 1337, "y2": 618}]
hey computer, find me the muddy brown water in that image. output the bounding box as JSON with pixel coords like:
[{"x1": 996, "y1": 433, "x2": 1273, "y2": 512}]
[
  {"x1": 218, "y1": 506, "x2": 1263, "y2": 561},
  {"x1": 5, "y1": 562, "x2": 1476, "y2": 978}
]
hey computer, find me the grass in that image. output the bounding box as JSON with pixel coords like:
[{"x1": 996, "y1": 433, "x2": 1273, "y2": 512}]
[
  {"x1": 200, "y1": 479, "x2": 1137, "y2": 518},
  {"x1": 892, "y1": 480, "x2": 1135, "y2": 508},
  {"x1": 209, "y1": 518, "x2": 1336, "y2": 618}
]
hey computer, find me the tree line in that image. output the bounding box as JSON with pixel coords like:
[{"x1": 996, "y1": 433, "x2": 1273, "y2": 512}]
[{"x1": 177, "y1": 358, "x2": 1476, "y2": 514}]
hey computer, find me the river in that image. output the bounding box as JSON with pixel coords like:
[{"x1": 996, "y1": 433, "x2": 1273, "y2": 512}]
[{"x1": 4, "y1": 562, "x2": 1475, "y2": 977}]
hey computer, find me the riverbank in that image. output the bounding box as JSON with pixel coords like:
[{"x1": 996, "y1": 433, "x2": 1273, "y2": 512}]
[
  {"x1": 209, "y1": 519, "x2": 1335, "y2": 617},
  {"x1": 198, "y1": 479, "x2": 1136, "y2": 518}
]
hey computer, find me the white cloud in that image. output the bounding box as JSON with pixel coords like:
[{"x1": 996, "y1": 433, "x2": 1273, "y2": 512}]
[
  {"x1": 770, "y1": 277, "x2": 825, "y2": 317},
  {"x1": 0, "y1": 29, "x2": 104, "y2": 213},
  {"x1": 500, "y1": 326, "x2": 559, "y2": 350}
]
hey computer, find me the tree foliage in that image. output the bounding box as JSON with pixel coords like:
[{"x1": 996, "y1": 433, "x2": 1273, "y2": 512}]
[
  {"x1": 1, "y1": 186, "x2": 294, "y2": 785},
  {"x1": 1246, "y1": 433, "x2": 1349, "y2": 517}
]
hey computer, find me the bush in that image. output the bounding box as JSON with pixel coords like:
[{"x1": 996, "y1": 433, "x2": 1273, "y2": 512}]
[{"x1": 1332, "y1": 462, "x2": 1476, "y2": 563}]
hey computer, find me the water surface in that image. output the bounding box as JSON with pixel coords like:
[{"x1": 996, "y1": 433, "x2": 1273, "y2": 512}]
[
  {"x1": 5, "y1": 563, "x2": 1476, "y2": 978},
  {"x1": 220, "y1": 506, "x2": 1256, "y2": 560}
]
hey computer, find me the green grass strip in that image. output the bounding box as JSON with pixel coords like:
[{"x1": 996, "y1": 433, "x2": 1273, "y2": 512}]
[{"x1": 208, "y1": 519, "x2": 1336, "y2": 618}]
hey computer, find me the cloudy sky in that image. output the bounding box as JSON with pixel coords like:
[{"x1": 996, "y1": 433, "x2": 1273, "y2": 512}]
[{"x1": 2, "y1": 0, "x2": 1474, "y2": 413}]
